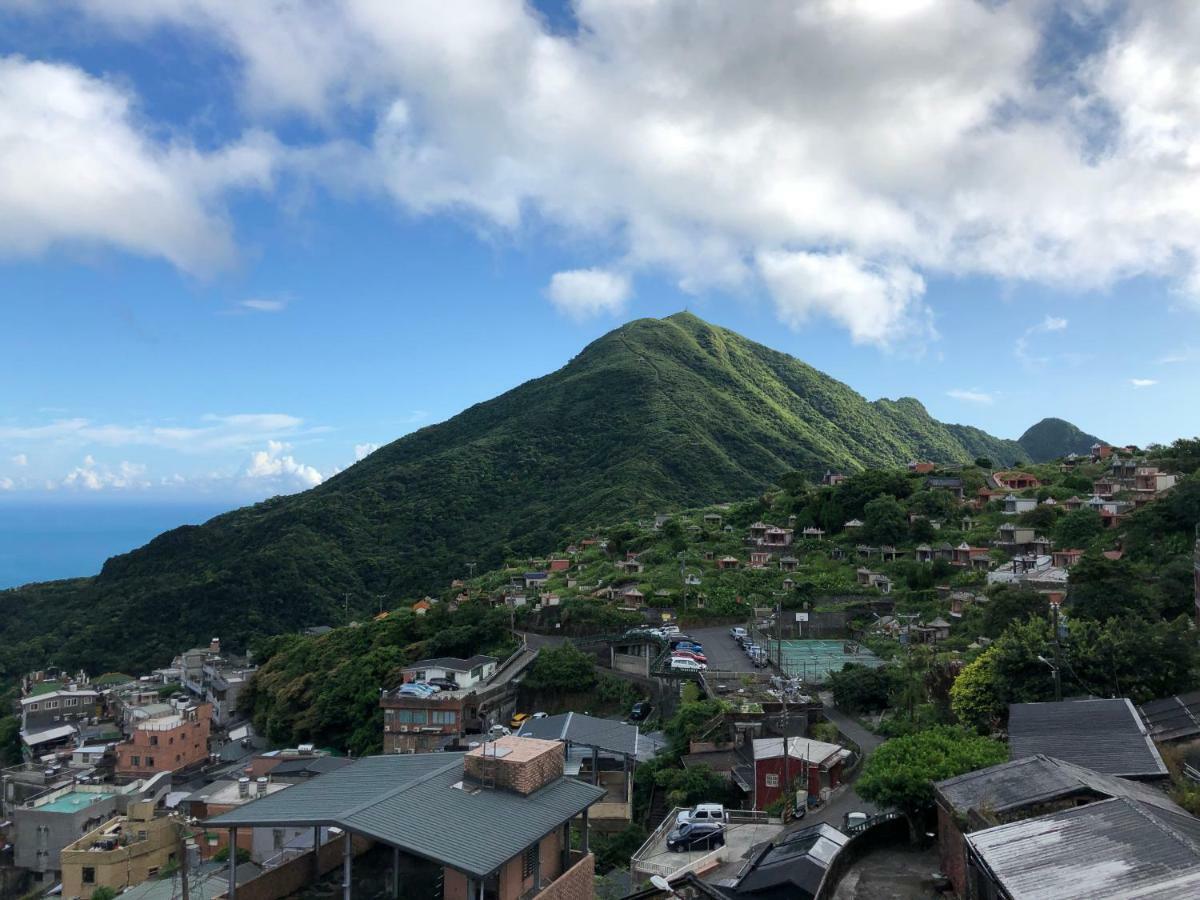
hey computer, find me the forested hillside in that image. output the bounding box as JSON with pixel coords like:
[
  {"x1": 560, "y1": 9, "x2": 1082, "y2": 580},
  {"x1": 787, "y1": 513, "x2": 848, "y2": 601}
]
[
  {"x1": 1018, "y1": 417, "x2": 1104, "y2": 462},
  {"x1": 0, "y1": 313, "x2": 1028, "y2": 679}
]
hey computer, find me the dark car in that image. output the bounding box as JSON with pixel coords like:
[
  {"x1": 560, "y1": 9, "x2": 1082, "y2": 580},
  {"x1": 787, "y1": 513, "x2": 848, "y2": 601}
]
[
  {"x1": 428, "y1": 678, "x2": 458, "y2": 691},
  {"x1": 630, "y1": 701, "x2": 653, "y2": 721},
  {"x1": 666, "y1": 821, "x2": 725, "y2": 852}
]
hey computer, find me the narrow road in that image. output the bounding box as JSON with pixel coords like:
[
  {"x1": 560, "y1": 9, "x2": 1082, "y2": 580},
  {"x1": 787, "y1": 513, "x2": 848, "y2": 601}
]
[{"x1": 802, "y1": 697, "x2": 883, "y2": 829}]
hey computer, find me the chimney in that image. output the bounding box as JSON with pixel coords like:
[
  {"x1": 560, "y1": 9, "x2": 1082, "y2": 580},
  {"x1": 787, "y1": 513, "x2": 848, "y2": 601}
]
[
  {"x1": 238, "y1": 777, "x2": 250, "y2": 799},
  {"x1": 210, "y1": 637, "x2": 221, "y2": 654},
  {"x1": 464, "y1": 736, "x2": 564, "y2": 795},
  {"x1": 255, "y1": 777, "x2": 268, "y2": 797}
]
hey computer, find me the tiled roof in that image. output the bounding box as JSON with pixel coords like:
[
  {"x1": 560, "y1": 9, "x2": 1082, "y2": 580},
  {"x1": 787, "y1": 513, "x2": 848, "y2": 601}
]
[
  {"x1": 1008, "y1": 698, "x2": 1167, "y2": 778},
  {"x1": 966, "y1": 797, "x2": 1200, "y2": 899},
  {"x1": 205, "y1": 752, "x2": 604, "y2": 878}
]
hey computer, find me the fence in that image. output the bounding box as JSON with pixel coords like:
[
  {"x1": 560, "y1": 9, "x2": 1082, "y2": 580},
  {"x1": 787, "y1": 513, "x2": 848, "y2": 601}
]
[{"x1": 631, "y1": 807, "x2": 784, "y2": 879}]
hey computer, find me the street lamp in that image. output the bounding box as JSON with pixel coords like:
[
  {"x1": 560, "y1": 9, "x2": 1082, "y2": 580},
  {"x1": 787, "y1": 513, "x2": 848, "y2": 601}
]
[{"x1": 1036, "y1": 655, "x2": 1062, "y2": 702}]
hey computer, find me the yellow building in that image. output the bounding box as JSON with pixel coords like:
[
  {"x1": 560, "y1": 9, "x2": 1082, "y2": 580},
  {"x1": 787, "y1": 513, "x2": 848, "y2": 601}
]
[{"x1": 60, "y1": 801, "x2": 181, "y2": 900}]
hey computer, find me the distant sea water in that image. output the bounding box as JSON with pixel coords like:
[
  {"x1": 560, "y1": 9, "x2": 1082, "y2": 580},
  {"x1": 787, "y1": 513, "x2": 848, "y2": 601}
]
[{"x1": 0, "y1": 502, "x2": 234, "y2": 589}]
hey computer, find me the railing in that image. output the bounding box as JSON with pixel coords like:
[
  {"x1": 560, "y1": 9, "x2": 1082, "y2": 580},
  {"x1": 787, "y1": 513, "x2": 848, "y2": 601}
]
[
  {"x1": 631, "y1": 805, "x2": 685, "y2": 864},
  {"x1": 844, "y1": 810, "x2": 902, "y2": 836},
  {"x1": 262, "y1": 846, "x2": 308, "y2": 870}
]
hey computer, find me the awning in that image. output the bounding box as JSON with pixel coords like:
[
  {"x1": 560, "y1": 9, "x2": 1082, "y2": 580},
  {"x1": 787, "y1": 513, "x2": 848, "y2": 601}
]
[{"x1": 21, "y1": 724, "x2": 77, "y2": 746}]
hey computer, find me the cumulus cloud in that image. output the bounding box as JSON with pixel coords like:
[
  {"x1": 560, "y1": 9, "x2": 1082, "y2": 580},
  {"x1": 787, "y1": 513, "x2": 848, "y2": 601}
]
[
  {"x1": 1130, "y1": 378, "x2": 1158, "y2": 388},
  {"x1": 18, "y1": 1, "x2": 1200, "y2": 339},
  {"x1": 0, "y1": 477, "x2": 12, "y2": 491},
  {"x1": 947, "y1": 388, "x2": 995, "y2": 405},
  {"x1": 0, "y1": 55, "x2": 276, "y2": 273},
  {"x1": 1015, "y1": 315, "x2": 1069, "y2": 366},
  {"x1": 354, "y1": 443, "x2": 379, "y2": 461},
  {"x1": 757, "y1": 251, "x2": 930, "y2": 347},
  {"x1": 61, "y1": 456, "x2": 150, "y2": 491},
  {"x1": 547, "y1": 269, "x2": 631, "y2": 319},
  {"x1": 11, "y1": 453, "x2": 27, "y2": 466},
  {"x1": 242, "y1": 440, "x2": 323, "y2": 490}
]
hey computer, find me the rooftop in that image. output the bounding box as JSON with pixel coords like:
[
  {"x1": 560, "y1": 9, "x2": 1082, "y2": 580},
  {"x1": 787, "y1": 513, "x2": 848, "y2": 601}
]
[
  {"x1": 1140, "y1": 689, "x2": 1200, "y2": 743},
  {"x1": 34, "y1": 790, "x2": 114, "y2": 814},
  {"x1": 966, "y1": 797, "x2": 1200, "y2": 899},
  {"x1": 752, "y1": 737, "x2": 849, "y2": 766},
  {"x1": 1008, "y1": 698, "x2": 1167, "y2": 778},
  {"x1": 204, "y1": 750, "x2": 604, "y2": 879},
  {"x1": 515, "y1": 711, "x2": 639, "y2": 757},
  {"x1": 402, "y1": 655, "x2": 498, "y2": 673}
]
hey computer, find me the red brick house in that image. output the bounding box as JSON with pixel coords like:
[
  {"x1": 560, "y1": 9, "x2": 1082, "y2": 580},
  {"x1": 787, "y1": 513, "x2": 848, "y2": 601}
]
[
  {"x1": 752, "y1": 737, "x2": 849, "y2": 810},
  {"x1": 116, "y1": 703, "x2": 211, "y2": 777}
]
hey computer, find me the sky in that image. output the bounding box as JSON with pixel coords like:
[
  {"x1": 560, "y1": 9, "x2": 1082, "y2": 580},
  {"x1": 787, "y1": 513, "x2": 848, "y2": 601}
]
[{"x1": 1, "y1": 0, "x2": 1199, "y2": 505}]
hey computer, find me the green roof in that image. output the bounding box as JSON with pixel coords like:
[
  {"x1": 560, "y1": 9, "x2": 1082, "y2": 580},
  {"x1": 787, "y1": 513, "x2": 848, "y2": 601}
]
[
  {"x1": 93, "y1": 672, "x2": 135, "y2": 686},
  {"x1": 204, "y1": 753, "x2": 604, "y2": 878}
]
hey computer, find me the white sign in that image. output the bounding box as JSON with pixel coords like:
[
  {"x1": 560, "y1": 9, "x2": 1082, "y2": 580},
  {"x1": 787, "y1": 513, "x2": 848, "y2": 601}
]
[{"x1": 796, "y1": 612, "x2": 809, "y2": 622}]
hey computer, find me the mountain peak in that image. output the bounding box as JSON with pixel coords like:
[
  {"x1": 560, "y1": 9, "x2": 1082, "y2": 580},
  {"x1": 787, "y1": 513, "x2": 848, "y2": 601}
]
[{"x1": 1018, "y1": 417, "x2": 1104, "y2": 462}]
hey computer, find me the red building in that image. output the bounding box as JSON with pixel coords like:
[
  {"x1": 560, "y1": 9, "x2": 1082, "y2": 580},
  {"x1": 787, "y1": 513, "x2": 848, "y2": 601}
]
[
  {"x1": 115, "y1": 702, "x2": 211, "y2": 777},
  {"x1": 751, "y1": 737, "x2": 849, "y2": 810}
]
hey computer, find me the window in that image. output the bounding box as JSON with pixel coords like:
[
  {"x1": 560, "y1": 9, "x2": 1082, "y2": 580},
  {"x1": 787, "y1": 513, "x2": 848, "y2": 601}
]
[
  {"x1": 45, "y1": 700, "x2": 58, "y2": 709},
  {"x1": 764, "y1": 774, "x2": 779, "y2": 788},
  {"x1": 82, "y1": 868, "x2": 95, "y2": 885},
  {"x1": 131, "y1": 755, "x2": 141, "y2": 766},
  {"x1": 522, "y1": 845, "x2": 537, "y2": 880},
  {"x1": 470, "y1": 666, "x2": 483, "y2": 681},
  {"x1": 273, "y1": 829, "x2": 285, "y2": 850},
  {"x1": 145, "y1": 756, "x2": 155, "y2": 767},
  {"x1": 150, "y1": 735, "x2": 159, "y2": 746},
  {"x1": 146, "y1": 867, "x2": 159, "y2": 878},
  {"x1": 28, "y1": 703, "x2": 37, "y2": 711},
  {"x1": 430, "y1": 710, "x2": 457, "y2": 725},
  {"x1": 65, "y1": 697, "x2": 77, "y2": 707},
  {"x1": 397, "y1": 709, "x2": 427, "y2": 724}
]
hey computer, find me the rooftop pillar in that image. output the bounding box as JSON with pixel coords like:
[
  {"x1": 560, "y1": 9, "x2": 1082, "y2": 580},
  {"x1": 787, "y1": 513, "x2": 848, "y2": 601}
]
[
  {"x1": 342, "y1": 830, "x2": 352, "y2": 900},
  {"x1": 581, "y1": 809, "x2": 589, "y2": 855},
  {"x1": 227, "y1": 828, "x2": 237, "y2": 900},
  {"x1": 392, "y1": 845, "x2": 400, "y2": 898},
  {"x1": 313, "y1": 827, "x2": 321, "y2": 881}
]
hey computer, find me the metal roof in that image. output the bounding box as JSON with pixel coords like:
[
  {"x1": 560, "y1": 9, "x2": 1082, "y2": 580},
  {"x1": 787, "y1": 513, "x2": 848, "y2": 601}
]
[
  {"x1": 204, "y1": 752, "x2": 604, "y2": 879},
  {"x1": 402, "y1": 655, "x2": 497, "y2": 673},
  {"x1": 732, "y1": 822, "x2": 847, "y2": 898},
  {"x1": 1008, "y1": 698, "x2": 1168, "y2": 778},
  {"x1": 1140, "y1": 689, "x2": 1200, "y2": 742},
  {"x1": 966, "y1": 797, "x2": 1200, "y2": 899},
  {"x1": 936, "y1": 755, "x2": 1182, "y2": 819},
  {"x1": 516, "y1": 712, "x2": 639, "y2": 757}
]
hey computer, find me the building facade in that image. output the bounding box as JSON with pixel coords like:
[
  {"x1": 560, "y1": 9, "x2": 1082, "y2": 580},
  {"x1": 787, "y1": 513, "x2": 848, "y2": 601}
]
[{"x1": 115, "y1": 703, "x2": 211, "y2": 777}]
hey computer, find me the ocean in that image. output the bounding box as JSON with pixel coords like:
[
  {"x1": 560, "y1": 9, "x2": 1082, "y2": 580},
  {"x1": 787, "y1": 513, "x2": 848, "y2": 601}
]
[{"x1": 0, "y1": 502, "x2": 234, "y2": 589}]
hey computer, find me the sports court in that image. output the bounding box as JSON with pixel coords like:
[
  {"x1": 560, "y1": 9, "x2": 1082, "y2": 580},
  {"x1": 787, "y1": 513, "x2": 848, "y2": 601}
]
[{"x1": 775, "y1": 639, "x2": 884, "y2": 682}]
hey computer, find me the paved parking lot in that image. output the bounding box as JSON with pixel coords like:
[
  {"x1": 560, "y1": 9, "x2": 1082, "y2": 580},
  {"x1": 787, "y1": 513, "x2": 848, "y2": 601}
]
[
  {"x1": 635, "y1": 819, "x2": 783, "y2": 879},
  {"x1": 685, "y1": 625, "x2": 760, "y2": 672}
]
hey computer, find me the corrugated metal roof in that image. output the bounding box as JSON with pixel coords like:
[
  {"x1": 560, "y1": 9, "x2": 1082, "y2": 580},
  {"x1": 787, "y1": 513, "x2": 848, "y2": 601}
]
[
  {"x1": 967, "y1": 797, "x2": 1200, "y2": 899},
  {"x1": 1140, "y1": 690, "x2": 1200, "y2": 742},
  {"x1": 204, "y1": 752, "x2": 604, "y2": 878},
  {"x1": 1008, "y1": 698, "x2": 1167, "y2": 777},
  {"x1": 516, "y1": 712, "x2": 639, "y2": 757},
  {"x1": 936, "y1": 755, "x2": 1181, "y2": 818}
]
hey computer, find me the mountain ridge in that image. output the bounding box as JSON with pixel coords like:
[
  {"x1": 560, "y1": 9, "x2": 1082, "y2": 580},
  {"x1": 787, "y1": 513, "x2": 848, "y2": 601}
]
[
  {"x1": 1018, "y1": 416, "x2": 1105, "y2": 462},
  {"x1": 1, "y1": 312, "x2": 1029, "y2": 676}
]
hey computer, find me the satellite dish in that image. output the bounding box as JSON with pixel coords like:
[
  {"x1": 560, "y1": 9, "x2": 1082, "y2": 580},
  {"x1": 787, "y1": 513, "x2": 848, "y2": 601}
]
[{"x1": 650, "y1": 875, "x2": 674, "y2": 894}]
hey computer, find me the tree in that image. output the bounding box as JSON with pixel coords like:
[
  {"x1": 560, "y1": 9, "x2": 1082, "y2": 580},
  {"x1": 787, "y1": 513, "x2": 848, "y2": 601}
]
[
  {"x1": 828, "y1": 664, "x2": 901, "y2": 713},
  {"x1": 1054, "y1": 508, "x2": 1103, "y2": 548},
  {"x1": 856, "y1": 726, "x2": 1007, "y2": 840},
  {"x1": 974, "y1": 457, "x2": 993, "y2": 469},
  {"x1": 521, "y1": 644, "x2": 597, "y2": 694},
  {"x1": 980, "y1": 585, "x2": 1049, "y2": 638},
  {"x1": 1067, "y1": 552, "x2": 1155, "y2": 622},
  {"x1": 950, "y1": 646, "x2": 1006, "y2": 733},
  {"x1": 1018, "y1": 504, "x2": 1058, "y2": 533},
  {"x1": 863, "y1": 495, "x2": 908, "y2": 546},
  {"x1": 909, "y1": 517, "x2": 936, "y2": 543},
  {"x1": 91, "y1": 889, "x2": 118, "y2": 900},
  {"x1": 664, "y1": 699, "x2": 727, "y2": 754}
]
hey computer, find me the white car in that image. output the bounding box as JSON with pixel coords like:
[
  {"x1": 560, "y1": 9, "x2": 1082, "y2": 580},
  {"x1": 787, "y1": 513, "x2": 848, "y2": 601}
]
[
  {"x1": 676, "y1": 803, "x2": 729, "y2": 826},
  {"x1": 729, "y1": 626, "x2": 748, "y2": 640},
  {"x1": 669, "y1": 656, "x2": 706, "y2": 673},
  {"x1": 661, "y1": 624, "x2": 681, "y2": 636}
]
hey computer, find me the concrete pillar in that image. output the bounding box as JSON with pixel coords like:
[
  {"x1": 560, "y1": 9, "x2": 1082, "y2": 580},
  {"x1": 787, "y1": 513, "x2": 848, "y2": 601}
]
[
  {"x1": 591, "y1": 746, "x2": 599, "y2": 786},
  {"x1": 313, "y1": 827, "x2": 321, "y2": 881},
  {"x1": 581, "y1": 810, "x2": 589, "y2": 855},
  {"x1": 562, "y1": 821, "x2": 571, "y2": 872},
  {"x1": 227, "y1": 828, "x2": 237, "y2": 900},
  {"x1": 342, "y1": 830, "x2": 352, "y2": 900},
  {"x1": 392, "y1": 845, "x2": 400, "y2": 898}
]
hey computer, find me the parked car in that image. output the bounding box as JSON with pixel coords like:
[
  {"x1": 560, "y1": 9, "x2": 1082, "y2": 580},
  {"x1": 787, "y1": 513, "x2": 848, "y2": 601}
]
[
  {"x1": 630, "y1": 701, "x2": 653, "y2": 721},
  {"x1": 676, "y1": 803, "x2": 729, "y2": 826},
  {"x1": 666, "y1": 821, "x2": 725, "y2": 853},
  {"x1": 729, "y1": 626, "x2": 748, "y2": 641},
  {"x1": 743, "y1": 642, "x2": 760, "y2": 657},
  {"x1": 843, "y1": 811, "x2": 870, "y2": 831},
  {"x1": 510, "y1": 712, "x2": 530, "y2": 730},
  {"x1": 750, "y1": 650, "x2": 769, "y2": 668},
  {"x1": 668, "y1": 656, "x2": 706, "y2": 673},
  {"x1": 428, "y1": 677, "x2": 458, "y2": 691},
  {"x1": 531, "y1": 711, "x2": 549, "y2": 720},
  {"x1": 671, "y1": 649, "x2": 709, "y2": 665},
  {"x1": 671, "y1": 640, "x2": 704, "y2": 653},
  {"x1": 661, "y1": 624, "x2": 681, "y2": 636}
]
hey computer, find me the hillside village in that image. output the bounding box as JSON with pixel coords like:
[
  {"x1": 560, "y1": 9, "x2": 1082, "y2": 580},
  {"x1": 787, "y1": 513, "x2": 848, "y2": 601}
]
[{"x1": 2, "y1": 438, "x2": 1200, "y2": 900}]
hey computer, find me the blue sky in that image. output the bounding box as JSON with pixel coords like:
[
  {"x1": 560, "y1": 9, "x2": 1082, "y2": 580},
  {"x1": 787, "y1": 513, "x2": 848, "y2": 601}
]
[{"x1": 1, "y1": 1, "x2": 1198, "y2": 504}]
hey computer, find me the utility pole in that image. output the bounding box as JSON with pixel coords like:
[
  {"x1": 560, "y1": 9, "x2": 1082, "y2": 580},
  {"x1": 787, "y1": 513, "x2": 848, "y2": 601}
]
[
  {"x1": 1051, "y1": 602, "x2": 1064, "y2": 702},
  {"x1": 179, "y1": 825, "x2": 191, "y2": 900}
]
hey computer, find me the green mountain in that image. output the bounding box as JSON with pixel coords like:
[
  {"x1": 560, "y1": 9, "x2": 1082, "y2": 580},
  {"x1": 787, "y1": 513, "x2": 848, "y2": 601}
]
[
  {"x1": 1018, "y1": 417, "x2": 1104, "y2": 462},
  {"x1": 0, "y1": 312, "x2": 1028, "y2": 677}
]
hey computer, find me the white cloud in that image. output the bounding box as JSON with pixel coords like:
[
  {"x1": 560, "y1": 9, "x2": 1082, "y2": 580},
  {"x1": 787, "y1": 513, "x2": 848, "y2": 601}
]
[
  {"x1": 1130, "y1": 378, "x2": 1158, "y2": 388},
  {"x1": 11, "y1": 453, "x2": 27, "y2": 466},
  {"x1": 60, "y1": 457, "x2": 150, "y2": 491},
  {"x1": 0, "y1": 412, "x2": 308, "y2": 452},
  {"x1": 757, "y1": 251, "x2": 929, "y2": 347},
  {"x1": 1157, "y1": 347, "x2": 1198, "y2": 364},
  {"x1": 239, "y1": 298, "x2": 288, "y2": 313},
  {"x1": 0, "y1": 55, "x2": 276, "y2": 274},
  {"x1": 19, "y1": 1, "x2": 1200, "y2": 339},
  {"x1": 547, "y1": 269, "x2": 631, "y2": 319},
  {"x1": 947, "y1": 388, "x2": 995, "y2": 405},
  {"x1": 354, "y1": 443, "x2": 379, "y2": 461},
  {"x1": 0, "y1": 477, "x2": 12, "y2": 491},
  {"x1": 1015, "y1": 315, "x2": 1069, "y2": 366},
  {"x1": 242, "y1": 440, "x2": 323, "y2": 490}
]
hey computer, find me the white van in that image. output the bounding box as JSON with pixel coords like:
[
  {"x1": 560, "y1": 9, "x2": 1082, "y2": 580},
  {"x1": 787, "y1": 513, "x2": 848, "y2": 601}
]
[
  {"x1": 669, "y1": 656, "x2": 706, "y2": 673},
  {"x1": 676, "y1": 803, "x2": 729, "y2": 826}
]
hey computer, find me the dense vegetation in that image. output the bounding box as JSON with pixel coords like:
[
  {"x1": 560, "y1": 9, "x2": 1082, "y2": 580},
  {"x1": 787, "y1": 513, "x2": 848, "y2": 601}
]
[
  {"x1": 1018, "y1": 417, "x2": 1104, "y2": 462},
  {"x1": 0, "y1": 313, "x2": 1030, "y2": 680}
]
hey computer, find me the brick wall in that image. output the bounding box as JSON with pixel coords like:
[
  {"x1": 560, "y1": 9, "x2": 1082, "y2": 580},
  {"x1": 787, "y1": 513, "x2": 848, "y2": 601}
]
[
  {"x1": 215, "y1": 834, "x2": 372, "y2": 900},
  {"x1": 937, "y1": 804, "x2": 967, "y2": 898},
  {"x1": 464, "y1": 738, "x2": 564, "y2": 795},
  {"x1": 536, "y1": 852, "x2": 594, "y2": 900}
]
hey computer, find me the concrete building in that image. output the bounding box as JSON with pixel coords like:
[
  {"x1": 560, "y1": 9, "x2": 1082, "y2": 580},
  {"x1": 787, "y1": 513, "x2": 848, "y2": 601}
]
[
  {"x1": 115, "y1": 703, "x2": 212, "y2": 778},
  {"x1": 59, "y1": 800, "x2": 179, "y2": 900}
]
